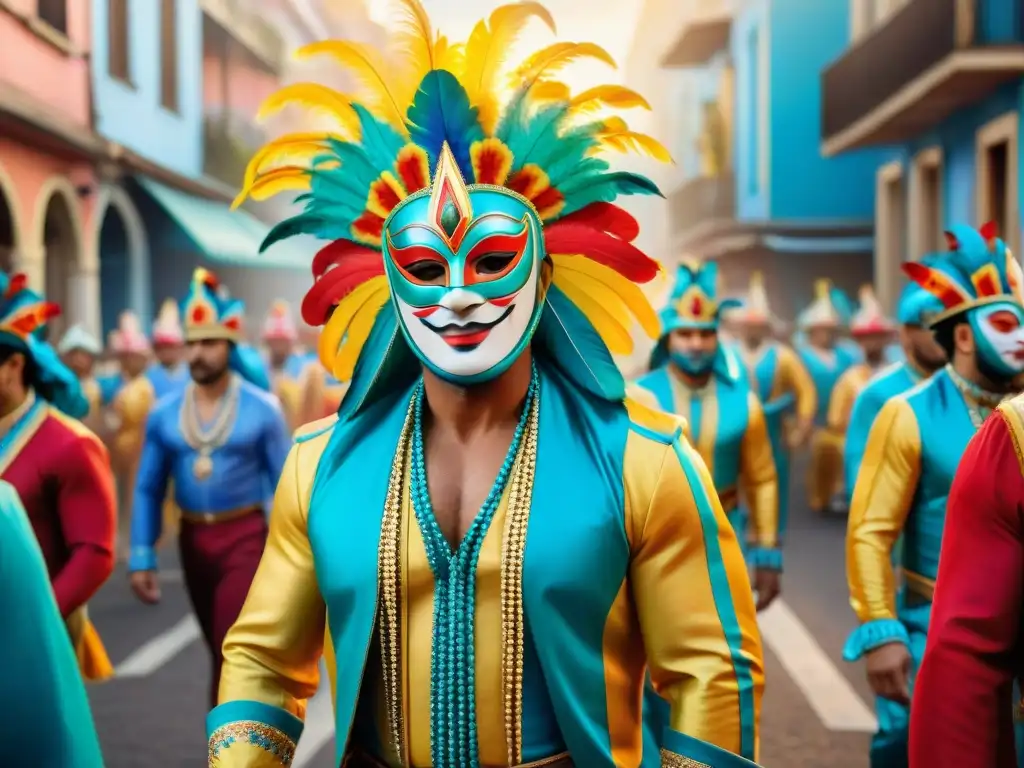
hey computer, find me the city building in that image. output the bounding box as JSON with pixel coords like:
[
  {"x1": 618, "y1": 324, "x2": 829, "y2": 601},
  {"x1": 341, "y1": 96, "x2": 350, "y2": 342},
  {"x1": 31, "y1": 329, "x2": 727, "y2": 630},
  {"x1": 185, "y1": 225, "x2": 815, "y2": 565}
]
[
  {"x1": 0, "y1": 0, "x2": 105, "y2": 337},
  {"x1": 628, "y1": 0, "x2": 889, "y2": 320},
  {"x1": 823, "y1": 0, "x2": 1024, "y2": 309}
]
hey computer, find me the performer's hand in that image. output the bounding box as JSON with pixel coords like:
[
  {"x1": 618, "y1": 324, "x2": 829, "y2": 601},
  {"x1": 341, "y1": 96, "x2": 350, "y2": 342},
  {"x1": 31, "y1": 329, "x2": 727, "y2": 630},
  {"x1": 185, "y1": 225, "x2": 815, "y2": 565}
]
[
  {"x1": 788, "y1": 418, "x2": 812, "y2": 448},
  {"x1": 754, "y1": 569, "x2": 781, "y2": 611},
  {"x1": 865, "y1": 642, "x2": 912, "y2": 705},
  {"x1": 130, "y1": 570, "x2": 161, "y2": 605}
]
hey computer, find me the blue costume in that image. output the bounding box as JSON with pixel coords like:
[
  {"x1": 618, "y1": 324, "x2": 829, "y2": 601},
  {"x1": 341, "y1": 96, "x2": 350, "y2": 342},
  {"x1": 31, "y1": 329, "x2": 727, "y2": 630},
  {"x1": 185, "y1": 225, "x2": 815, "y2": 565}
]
[
  {"x1": 845, "y1": 223, "x2": 1024, "y2": 767},
  {"x1": 206, "y1": 8, "x2": 764, "y2": 767}
]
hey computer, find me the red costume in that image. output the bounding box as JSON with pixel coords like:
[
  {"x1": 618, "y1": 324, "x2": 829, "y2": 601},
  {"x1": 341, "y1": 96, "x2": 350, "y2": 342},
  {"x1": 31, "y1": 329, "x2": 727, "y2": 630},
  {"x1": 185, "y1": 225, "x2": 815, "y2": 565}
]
[{"x1": 909, "y1": 398, "x2": 1024, "y2": 767}]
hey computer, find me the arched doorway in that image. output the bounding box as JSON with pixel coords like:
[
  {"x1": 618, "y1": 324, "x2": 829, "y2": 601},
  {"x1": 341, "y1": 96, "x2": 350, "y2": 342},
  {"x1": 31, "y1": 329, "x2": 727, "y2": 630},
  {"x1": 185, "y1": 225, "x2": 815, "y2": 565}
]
[
  {"x1": 96, "y1": 186, "x2": 149, "y2": 338},
  {"x1": 41, "y1": 192, "x2": 79, "y2": 340}
]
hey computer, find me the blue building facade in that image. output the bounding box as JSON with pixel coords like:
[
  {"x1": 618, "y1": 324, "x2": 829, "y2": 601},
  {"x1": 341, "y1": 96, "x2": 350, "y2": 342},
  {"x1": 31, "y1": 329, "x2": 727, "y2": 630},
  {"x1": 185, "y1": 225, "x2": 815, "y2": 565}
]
[
  {"x1": 822, "y1": 0, "x2": 1024, "y2": 310},
  {"x1": 661, "y1": 0, "x2": 887, "y2": 319}
]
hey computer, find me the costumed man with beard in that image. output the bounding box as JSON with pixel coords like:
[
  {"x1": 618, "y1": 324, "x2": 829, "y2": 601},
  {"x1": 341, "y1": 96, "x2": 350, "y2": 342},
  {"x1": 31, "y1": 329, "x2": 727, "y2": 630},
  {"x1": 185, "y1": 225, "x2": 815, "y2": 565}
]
[
  {"x1": 128, "y1": 269, "x2": 290, "y2": 708},
  {"x1": 0, "y1": 479, "x2": 105, "y2": 767},
  {"x1": 146, "y1": 299, "x2": 189, "y2": 399},
  {"x1": 57, "y1": 323, "x2": 105, "y2": 435},
  {"x1": 842, "y1": 271, "x2": 947, "y2": 507},
  {"x1": 845, "y1": 223, "x2": 1024, "y2": 767},
  {"x1": 733, "y1": 271, "x2": 816, "y2": 539},
  {"x1": 0, "y1": 272, "x2": 116, "y2": 682},
  {"x1": 796, "y1": 279, "x2": 857, "y2": 514},
  {"x1": 207, "y1": 8, "x2": 764, "y2": 766},
  {"x1": 632, "y1": 259, "x2": 781, "y2": 605},
  {"x1": 262, "y1": 300, "x2": 304, "y2": 431}
]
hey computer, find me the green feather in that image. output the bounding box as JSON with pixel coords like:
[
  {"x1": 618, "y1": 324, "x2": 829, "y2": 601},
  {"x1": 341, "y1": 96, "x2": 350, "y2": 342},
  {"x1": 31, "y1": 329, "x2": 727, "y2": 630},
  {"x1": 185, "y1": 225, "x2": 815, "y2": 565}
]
[
  {"x1": 260, "y1": 214, "x2": 338, "y2": 252},
  {"x1": 557, "y1": 171, "x2": 664, "y2": 218}
]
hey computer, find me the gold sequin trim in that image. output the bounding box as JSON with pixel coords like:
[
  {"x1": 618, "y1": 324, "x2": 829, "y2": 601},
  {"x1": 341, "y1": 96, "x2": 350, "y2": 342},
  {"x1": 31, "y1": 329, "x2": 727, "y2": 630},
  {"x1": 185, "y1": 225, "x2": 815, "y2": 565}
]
[
  {"x1": 377, "y1": 398, "x2": 416, "y2": 764},
  {"x1": 500, "y1": 394, "x2": 540, "y2": 765},
  {"x1": 208, "y1": 721, "x2": 296, "y2": 766},
  {"x1": 660, "y1": 749, "x2": 712, "y2": 768}
]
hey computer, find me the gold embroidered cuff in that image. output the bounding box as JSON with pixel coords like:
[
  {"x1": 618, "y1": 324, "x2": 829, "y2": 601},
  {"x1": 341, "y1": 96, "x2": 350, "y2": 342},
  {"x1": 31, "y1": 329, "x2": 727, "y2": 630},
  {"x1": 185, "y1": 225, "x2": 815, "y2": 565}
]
[
  {"x1": 661, "y1": 749, "x2": 712, "y2": 768},
  {"x1": 208, "y1": 720, "x2": 297, "y2": 767}
]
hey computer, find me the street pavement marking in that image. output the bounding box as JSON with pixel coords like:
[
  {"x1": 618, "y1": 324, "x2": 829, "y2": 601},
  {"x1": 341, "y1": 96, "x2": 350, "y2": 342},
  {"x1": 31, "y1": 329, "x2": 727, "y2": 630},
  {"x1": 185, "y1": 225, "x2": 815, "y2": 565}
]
[
  {"x1": 293, "y1": 661, "x2": 335, "y2": 767},
  {"x1": 759, "y1": 599, "x2": 878, "y2": 733},
  {"x1": 115, "y1": 615, "x2": 202, "y2": 678}
]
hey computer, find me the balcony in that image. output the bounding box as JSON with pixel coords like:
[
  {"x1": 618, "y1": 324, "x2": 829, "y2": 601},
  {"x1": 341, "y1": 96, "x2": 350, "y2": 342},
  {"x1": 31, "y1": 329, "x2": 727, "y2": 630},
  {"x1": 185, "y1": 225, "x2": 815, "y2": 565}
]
[
  {"x1": 822, "y1": 0, "x2": 1024, "y2": 156},
  {"x1": 668, "y1": 174, "x2": 736, "y2": 239},
  {"x1": 661, "y1": 0, "x2": 733, "y2": 68}
]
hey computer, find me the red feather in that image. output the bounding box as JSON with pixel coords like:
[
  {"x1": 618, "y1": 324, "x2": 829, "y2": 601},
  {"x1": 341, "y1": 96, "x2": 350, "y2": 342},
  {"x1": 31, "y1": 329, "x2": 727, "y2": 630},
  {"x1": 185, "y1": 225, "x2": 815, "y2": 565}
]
[
  {"x1": 980, "y1": 220, "x2": 998, "y2": 242},
  {"x1": 302, "y1": 252, "x2": 385, "y2": 325},
  {"x1": 543, "y1": 221, "x2": 659, "y2": 283},
  {"x1": 312, "y1": 239, "x2": 381, "y2": 279},
  {"x1": 944, "y1": 231, "x2": 960, "y2": 251},
  {"x1": 554, "y1": 203, "x2": 640, "y2": 242},
  {"x1": 5, "y1": 273, "x2": 26, "y2": 299}
]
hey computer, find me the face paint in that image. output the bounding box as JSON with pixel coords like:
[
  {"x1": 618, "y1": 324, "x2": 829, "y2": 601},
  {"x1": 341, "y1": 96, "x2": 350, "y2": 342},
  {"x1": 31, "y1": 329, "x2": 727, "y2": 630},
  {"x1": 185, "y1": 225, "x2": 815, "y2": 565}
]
[
  {"x1": 382, "y1": 150, "x2": 545, "y2": 384},
  {"x1": 969, "y1": 302, "x2": 1024, "y2": 379}
]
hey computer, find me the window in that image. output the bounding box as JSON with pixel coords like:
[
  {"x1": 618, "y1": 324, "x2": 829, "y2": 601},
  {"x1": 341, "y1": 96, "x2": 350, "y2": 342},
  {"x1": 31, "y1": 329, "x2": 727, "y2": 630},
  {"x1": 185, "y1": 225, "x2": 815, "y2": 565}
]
[
  {"x1": 745, "y1": 26, "x2": 760, "y2": 196},
  {"x1": 875, "y1": 162, "x2": 905, "y2": 311},
  {"x1": 108, "y1": 0, "x2": 131, "y2": 82},
  {"x1": 160, "y1": 0, "x2": 179, "y2": 112},
  {"x1": 976, "y1": 112, "x2": 1020, "y2": 257},
  {"x1": 908, "y1": 148, "x2": 942, "y2": 259},
  {"x1": 36, "y1": 0, "x2": 67, "y2": 35}
]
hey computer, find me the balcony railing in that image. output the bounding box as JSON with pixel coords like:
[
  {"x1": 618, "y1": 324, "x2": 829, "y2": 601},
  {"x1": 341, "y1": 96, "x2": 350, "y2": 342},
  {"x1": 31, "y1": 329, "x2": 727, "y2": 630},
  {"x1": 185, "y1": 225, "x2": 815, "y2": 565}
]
[
  {"x1": 821, "y1": 0, "x2": 1024, "y2": 153},
  {"x1": 669, "y1": 174, "x2": 735, "y2": 237},
  {"x1": 203, "y1": 114, "x2": 262, "y2": 190}
]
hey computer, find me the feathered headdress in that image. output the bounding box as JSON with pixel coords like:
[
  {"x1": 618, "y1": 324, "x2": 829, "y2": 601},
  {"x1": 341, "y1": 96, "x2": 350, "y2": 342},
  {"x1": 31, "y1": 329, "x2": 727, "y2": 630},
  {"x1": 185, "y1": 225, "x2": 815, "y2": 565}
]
[
  {"x1": 734, "y1": 270, "x2": 771, "y2": 325},
  {"x1": 234, "y1": 0, "x2": 669, "y2": 405},
  {"x1": 850, "y1": 284, "x2": 894, "y2": 336},
  {"x1": 895, "y1": 256, "x2": 944, "y2": 326},
  {"x1": 152, "y1": 299, "x2": 184, "y2": 346},
  {"x1": 263, "y1": 300, "x2": 298, "y2": 342},
  {"x1": 902, "y1": 222, "x2": 1024, "y2": 327},
  {"x1": 111, "y1": 311, "x2": 152, "y2": 355},
  {"x1": 0, "y1": 273, "x2": 87, "y2": 417},
  {"x1": 181, "y1": 269, "x2": 246, "y2": 343},
  {"x1": 798, "y1": 279, "x2": 842, "y2": 330}
]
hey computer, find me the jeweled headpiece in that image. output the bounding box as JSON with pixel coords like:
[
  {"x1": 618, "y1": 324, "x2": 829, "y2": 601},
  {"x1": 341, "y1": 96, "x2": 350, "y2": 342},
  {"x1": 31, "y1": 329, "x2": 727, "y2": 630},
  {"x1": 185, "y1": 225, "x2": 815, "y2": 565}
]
[
  {"x1": 181, "y1": 269, "x2": 245, "y2": 343},
  {"x1": 659, "y1": 259, "x2": 739, "y2": 332},
  {"x1": 235, "y1": 0, "x2": 669, "y2": 403}
]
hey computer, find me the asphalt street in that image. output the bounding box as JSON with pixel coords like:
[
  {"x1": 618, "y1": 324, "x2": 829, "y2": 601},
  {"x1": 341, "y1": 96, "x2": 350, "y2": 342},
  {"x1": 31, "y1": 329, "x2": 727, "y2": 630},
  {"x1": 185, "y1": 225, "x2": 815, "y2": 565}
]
[{"x1": 86, "y1": 453, "x2": 876, "y2": 767}]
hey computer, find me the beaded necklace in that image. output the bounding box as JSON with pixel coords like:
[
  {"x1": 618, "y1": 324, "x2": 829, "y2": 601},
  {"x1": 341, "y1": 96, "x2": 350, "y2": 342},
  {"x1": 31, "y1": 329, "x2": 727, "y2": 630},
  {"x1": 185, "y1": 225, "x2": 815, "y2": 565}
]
[
  {"x1": 409, "y1": 364, "x2": 539, "y2": 768},
  {"x1": 945, "y1": 364, "x2": 1007, "y2": 429},
  {"x1": 179, "y1": 374, "x2": 241, "y2": 480}
]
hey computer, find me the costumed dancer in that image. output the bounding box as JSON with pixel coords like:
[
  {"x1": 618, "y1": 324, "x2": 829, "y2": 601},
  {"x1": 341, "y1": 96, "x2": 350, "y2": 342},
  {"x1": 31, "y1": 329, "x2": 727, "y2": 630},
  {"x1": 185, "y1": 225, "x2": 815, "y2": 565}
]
[
  {"x1": 845, "y1": 222, "x2": 1024, "y2": 767},
  {"x1": 262, "y1": 300, "x2": 304, "y2": 431},
  {"x1": 147, "y1": 299, "x2": 189, "y2": 399},
  {"x1": 57, "y1": 323, "x2": 105, "y2": 435},
  {"x1": 208, "y1": 5, "x2": 764, "y2": 766},
  {"x1": 909, "y1": 391, "x2": 1024, "y2": 768},
  {"x1": 732, "y1": 270, "x2": 816, "y2": 537},
  {"x1": 128, "y1": 268, "x2": 290, "y2": 708},
  {"x1": 98, "y1": 311, "x2": 151, "y2": 405},
  {"x1": 632, "y1": 259, "x2": 782, "y2": 608},
  {"x1": 0, "y1": 273, "x2": 116, "y2": 682},
  {"x1": 826, "y1": 285, "x2": 896, "y2": 480},
  {"x1": 796, "y1": 279, "x2": 857, "y2": 514},
  {"x1": 842, "y1": 272, "x2": 946, "y2": 505},
  {"x1": 0, "y1": 479, "x2": 105, "y2": 767}
]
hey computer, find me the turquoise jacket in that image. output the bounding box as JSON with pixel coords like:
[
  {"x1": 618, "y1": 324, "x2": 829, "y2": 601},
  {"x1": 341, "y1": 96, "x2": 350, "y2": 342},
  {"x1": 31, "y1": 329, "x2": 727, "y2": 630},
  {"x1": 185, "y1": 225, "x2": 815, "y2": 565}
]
[
  {"x1": 796, "y1": 345, "x2": 858, "y2": 426},
  {"x1": 0, "y1": 480, "x2": 105, "y2": 767}
]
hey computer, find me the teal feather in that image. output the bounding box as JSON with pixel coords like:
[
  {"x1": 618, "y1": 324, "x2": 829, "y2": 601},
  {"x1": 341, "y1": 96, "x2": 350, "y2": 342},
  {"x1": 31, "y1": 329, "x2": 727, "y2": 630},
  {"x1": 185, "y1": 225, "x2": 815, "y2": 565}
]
[
  {"x1": 320, "y1": 140, "x2": 377, "y2": 181},
  {"x1": 494, "y1": 86, "x2": 533, "y2": 146},
  {"x1": 541, "y1": 123, "x2": 603, "y2": 186},
  {"x1": 260, "y1": 214, "x2": 342, "y2": 252},
  {"x1": 547, "y1": 155, "x2": 607, "y2": 190},
  {"x1": 504, "y1": 104, "x2": 570, "y2": 173},
  {"x1": 558, "y1": 171, "x2": 663, "y2": 217},
  {"x1": 534, "y1": 285, "x2": 625, "y2": 401},
  {"x1": 351, "y1": 104, "x2": 406, "y2": 172},
  {"x1": 406, "y1": 70, "x2": 483, "y2": 179},
  {"x1": 339, "y1": 308, "x2": 419, "y2": 419}
]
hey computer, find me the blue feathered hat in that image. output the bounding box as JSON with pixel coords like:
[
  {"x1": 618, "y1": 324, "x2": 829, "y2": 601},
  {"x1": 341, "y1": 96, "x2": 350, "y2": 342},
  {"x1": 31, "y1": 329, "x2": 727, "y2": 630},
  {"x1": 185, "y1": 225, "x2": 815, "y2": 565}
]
[
  {"x1": 0, "y1": 273, "x2": 88, "y2": 418},
  {"x1": 903, "y1": 222, "x2": 1024, "y2": 327},
  {"x1": 896, "y1": 255, "x2": 944, "y2": 326}
]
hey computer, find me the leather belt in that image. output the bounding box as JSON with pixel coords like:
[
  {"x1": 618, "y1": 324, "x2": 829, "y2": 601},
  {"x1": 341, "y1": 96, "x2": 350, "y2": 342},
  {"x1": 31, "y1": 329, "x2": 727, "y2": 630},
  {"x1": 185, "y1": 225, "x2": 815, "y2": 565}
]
[
  {"x1": 342, "y1": 748, "x2": 573, "y2": 768},
  {"x1": 179, "y1": 505, "x2": 261, "y2": 525},
  {"x1": 718, "y1": 486, "x2": 739, "y2": 512},
  {"x1": 903, "y1": 570, "x2": 935, "y2": 603}
]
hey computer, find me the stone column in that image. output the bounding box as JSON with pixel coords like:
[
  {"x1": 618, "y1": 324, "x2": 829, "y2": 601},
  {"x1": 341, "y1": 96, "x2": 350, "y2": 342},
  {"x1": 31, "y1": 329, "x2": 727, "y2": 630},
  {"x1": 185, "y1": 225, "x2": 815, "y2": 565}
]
[
  {"x1": 12, "y1": 243, "x2": 45, "y2": 294},
  {"x1": 68, "y1": 262, "x2": 102, "y2": 336}
]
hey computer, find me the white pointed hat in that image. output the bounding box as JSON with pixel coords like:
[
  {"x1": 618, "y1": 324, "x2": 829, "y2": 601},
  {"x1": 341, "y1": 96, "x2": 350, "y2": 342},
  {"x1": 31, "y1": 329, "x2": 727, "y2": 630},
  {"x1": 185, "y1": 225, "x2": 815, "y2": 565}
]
[
  {"x1": 111, "y1": 311, "x2": 151, "y2": 354},
  {"x1": 152, "y1": 299, "x2": 184, "y2": 345},
  {"x1": 57, "y1": 324, "x2": 102, "y2": 356}
]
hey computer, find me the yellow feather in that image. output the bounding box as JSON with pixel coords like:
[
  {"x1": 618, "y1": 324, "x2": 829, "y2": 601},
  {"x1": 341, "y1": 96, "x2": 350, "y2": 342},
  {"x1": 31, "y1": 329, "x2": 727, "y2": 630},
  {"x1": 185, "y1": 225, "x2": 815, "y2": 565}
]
[
  {"x1": 332, "y1": 287, "x2": 391, "y2": 381},
  {"x1": 462, "y1": 2, "x2": 558, "y2": 134},
  {"x1": 568, "y1": 85, "x2": 650, "y2": 115},
  {"x1": 531, "y1": 80, "x2": 571, "y2": 101},
  {"x1": 599, "y1": 116, "x2": 628, "y2": 134},
  {"x1": 391, "y1": 0, "x2": 435, "y2": 107},
  {"x1": 552, "y1": 254, "x2": 661, "y2": 338},
  {"x1": 236, "y1": 167, "x2": 310, "y2": 208},
  {"x1": 256, "y1": 84, "x2": 361, "y2": 136},
  {"x1": 433, "y1": 36, "x2": 465, "y2": 73},
  {"x1": 318, "y1": 276, "x2": 389, "y2": 371},
  {"x1": 512, "y1": 41, "x2": 617, "y2": 93},
  {"x1": 553, "y1": 274, "x2": 634, "y2": 354},
  {"x1": 557, "y1": 271, "x2": 631, "y2": 327},
  {"x1": 295, "y1": 41, "x2": 408, "y2": 135},
  {"x1": 244, "y1": 133, "x2": 334, "y2": 188},
  {"x1": 593, "y1": 130, "x2": 673, "y2": 164}
]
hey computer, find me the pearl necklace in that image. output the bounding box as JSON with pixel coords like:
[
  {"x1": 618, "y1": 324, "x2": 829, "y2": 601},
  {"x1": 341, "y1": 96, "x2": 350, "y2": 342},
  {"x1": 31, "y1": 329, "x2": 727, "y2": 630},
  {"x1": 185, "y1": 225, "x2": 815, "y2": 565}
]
[{"x1": 179, "y1": 374, "x2": 241, "y2": 480}]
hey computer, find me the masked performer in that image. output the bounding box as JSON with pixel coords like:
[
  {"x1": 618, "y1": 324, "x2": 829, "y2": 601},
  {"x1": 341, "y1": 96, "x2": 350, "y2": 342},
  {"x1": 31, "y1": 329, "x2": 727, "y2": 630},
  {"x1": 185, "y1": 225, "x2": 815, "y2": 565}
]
[
  {"x1": 147, "y1": 299, "x2": 189, "y2": 399},
  {"x1": 0, "y1": 273, "x2": 116, "y2": 681},
  {"x1": 57, "y1": 324, "x2": 105, "y2": 435},
  {"x1": 0, "y1": 479, "x2": 105, "y2": 767},
  {"x1": 262, "y1": 300, "x2": 304, "y2": 431},
  {"x1": 207, "y1": 6, "x2": 764, "y2": 767},
  {"x1": 632, "y1": 259, "x2": 781, "y2": 608},
  {"x1": 732, "y1": 271, "x2": 816, "y2": 538},
  {"x1": 845, "y1": 222, "x2": 1024, "y2": 767},
  {"x1": 842, "y1": 274, "x2": 946, "y2": 504},
  {"x1": 128, "y1": 269, "x2": 291, "y2": 707},
  {"x1": 909, "y1": 391, "x2": 1024, "y2": 767},
  {"x1": 796, "y1": 279, "x2": 857, "y2": 514}
]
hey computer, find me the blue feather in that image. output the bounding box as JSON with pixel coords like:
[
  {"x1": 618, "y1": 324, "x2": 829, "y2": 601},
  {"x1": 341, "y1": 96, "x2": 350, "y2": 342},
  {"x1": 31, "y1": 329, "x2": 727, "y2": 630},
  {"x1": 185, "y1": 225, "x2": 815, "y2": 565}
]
[
  {"x1": 548, "y1": 156, "x2": 608, "y2": 190},
  {"x1": 351, "y1": 104, "x2": 406, "y2": 172},
  {"x1": 505, "y1": 104, "x2": 569, "y2": 173},
  {"x1": 534, "y1": 285, "x2": 625, "y2": 401},
  {"x1": 557, "y1": 171, "x2": 664, "y2": 217},
  {"x1": 406, "y1": 70, "x2": 483, "y2": 180},
  {"x1": 494, "y1": 86, "x2": 532, "y2": 145}
]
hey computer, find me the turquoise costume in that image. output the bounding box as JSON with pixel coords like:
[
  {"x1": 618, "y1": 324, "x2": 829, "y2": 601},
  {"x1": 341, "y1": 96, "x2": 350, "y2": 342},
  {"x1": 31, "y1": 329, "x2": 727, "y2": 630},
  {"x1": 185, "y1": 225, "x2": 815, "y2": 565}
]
[
  {"x1": 845, "y1": 223, "x2": 1024, "y2": 767},
  {"x1": 207, "y1": 7, "x2": 764, "y2": 767},
  {"x1": 0, "y1": 479, "x2": 104, "y2": 767}
]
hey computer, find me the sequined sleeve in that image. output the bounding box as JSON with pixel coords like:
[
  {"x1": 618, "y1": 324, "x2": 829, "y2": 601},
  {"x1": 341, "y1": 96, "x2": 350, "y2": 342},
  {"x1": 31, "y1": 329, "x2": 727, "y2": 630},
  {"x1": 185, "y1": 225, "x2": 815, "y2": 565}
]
[
  {"x1": 844, "y1": 398, "x2": 921, "y2": 660},
  {"x1": 777, "y1": 346, "x2": 816, "y2": 421},
  {"x1": 207, "y1": 428, "x2": 331, "y2": 767},
  {"x1": 740, "y1": 392, "x2": 780, "y2": 569},
  {"x1": 630, "y1": 428, "x2": 764, "y2": 765}
]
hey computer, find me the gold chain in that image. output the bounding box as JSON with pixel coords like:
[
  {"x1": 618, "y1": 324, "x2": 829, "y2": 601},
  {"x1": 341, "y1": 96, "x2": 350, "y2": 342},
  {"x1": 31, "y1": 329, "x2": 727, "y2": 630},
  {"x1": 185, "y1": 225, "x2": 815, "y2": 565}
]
[{"x1": 179, "y1": 374, "x2": 241, "y2": 452}]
